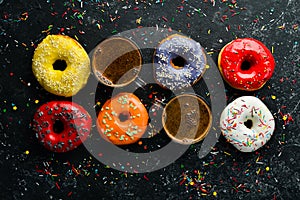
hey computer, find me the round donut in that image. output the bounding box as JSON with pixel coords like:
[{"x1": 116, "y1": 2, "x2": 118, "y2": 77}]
[
  {"x1": 96, "y1": 93, "x2": 148, "y2": 145},
  {"x1": 32, "y1": 35, "x2": 90, "y2": 97},
  {"x1": 220, "y1": 96, "x2": 275, "y2": 152},
  {"x1": 32, "y1": 101, "x2": 92, "y2": 152},
  {"x1": 218, "y1": 38, "x2": 275, "y2": 91},
  {"x1": 153, "y1": 34, "x2": 207, "y2": 90}
]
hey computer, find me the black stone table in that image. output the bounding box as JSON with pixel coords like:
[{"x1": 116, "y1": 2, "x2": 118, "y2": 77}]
[{"x1": 0, "y1": 0, "x2": 299, "y2": 199}]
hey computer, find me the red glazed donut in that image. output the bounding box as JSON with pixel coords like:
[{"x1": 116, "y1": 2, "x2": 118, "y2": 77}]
[
  {"x1": 218, "y1": 38, "x2": 275, "y2": 91},
  {"x1": 32, "y1": 101, "x2": 92, "y2": 152}
]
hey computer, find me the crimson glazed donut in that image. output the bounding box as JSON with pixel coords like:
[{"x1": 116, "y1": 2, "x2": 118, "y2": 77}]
[
  {"x1": 218, "y1": 38, "x2": 275, "y2": 91},
  {"x1": 32, "y1": 101, "x2": 92, "y2": 152},
  {"x1": 153, "y1": 34, "x2": 207, "y2": 90}
]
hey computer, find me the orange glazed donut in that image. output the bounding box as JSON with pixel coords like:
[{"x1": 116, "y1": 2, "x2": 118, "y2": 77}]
[
  {"x1": 96, "y1": 93, "x2": 148, "y2": 145},
  {"x1": 218, "y1": 38, "x2": 275, "y2": 91}
]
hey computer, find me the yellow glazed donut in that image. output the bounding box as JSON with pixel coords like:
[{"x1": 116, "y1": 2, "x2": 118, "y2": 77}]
[{"x1": 32, "y1": 35, "x2": 90, "y2": 97}]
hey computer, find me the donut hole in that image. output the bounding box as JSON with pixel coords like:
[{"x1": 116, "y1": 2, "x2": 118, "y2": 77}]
[
  {"x1": 53, "y1": 59, "x2": 67, "y2": 71},
  {"x1": 240, "y1": 60, "x2": 252, "y2": 71},
  {"x1": 244, "y1": 119, "x2": 253, "y2": 129},
  {"x1": 171, "y1": 56, "x2": 186, "y2": 69},
  {"x1": 53, "y1": 119, "x2": 64, "y2": 134},
  {"x1": 119, "y1": 112, "x2": 130, "y2": 122}
]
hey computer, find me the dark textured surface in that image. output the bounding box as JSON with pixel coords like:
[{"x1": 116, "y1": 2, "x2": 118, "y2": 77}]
[{"x1": 0, "y1": 0, "x2": 299, "y2": 199}]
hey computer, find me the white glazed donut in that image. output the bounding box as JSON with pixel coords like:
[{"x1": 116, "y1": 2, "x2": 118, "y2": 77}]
[{"x1": 220, "y1": 96, "x2": 275, "y2": 152}]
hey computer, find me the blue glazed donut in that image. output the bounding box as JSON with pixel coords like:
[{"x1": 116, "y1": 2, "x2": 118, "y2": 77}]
[{"x1": 153, "y1": 34, "x2": 207, "y2": 90}]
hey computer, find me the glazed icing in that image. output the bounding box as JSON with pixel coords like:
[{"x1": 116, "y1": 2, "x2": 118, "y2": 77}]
[
  {"x1": 154, "y1": 34, "x2": 206, "y2": 90},
  {"x1": 96, "y1": 93, "x2": 148, "y2": 145},
  {"x1": 32, "y1": 101, "x2": 92, "y2": 152},
  {"x1": 32, "y1": 35, "x2": 90, "y2": 97},
  {"x1": 218, "y1": 38, "x2": 275, "y2": 91},
  {"x1": 220, "y1": 96, "x2": 275, "y2": 152}
]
